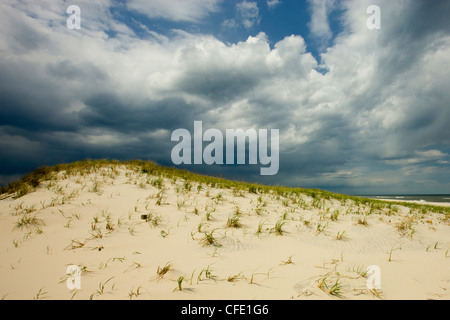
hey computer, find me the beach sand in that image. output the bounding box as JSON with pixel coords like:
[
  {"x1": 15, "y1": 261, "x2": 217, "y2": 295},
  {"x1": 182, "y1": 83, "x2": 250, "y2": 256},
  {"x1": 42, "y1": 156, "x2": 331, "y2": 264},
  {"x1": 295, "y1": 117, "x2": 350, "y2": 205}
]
[{"x1": 1, "y1": 164, "x2": 449, "y2": 300}]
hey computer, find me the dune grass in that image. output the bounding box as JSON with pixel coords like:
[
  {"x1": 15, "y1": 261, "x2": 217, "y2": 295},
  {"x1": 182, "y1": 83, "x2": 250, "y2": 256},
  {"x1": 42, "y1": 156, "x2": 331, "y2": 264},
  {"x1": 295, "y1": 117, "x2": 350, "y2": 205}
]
[{"x1": 1, "y1": 159, "x2": 449, "y2": 216}]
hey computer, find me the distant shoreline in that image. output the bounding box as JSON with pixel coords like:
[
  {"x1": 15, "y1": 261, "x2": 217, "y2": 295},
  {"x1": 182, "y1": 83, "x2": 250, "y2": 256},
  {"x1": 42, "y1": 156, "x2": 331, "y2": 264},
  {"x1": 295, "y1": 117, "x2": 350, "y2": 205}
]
[
  {"x1": 377, "y1": 199, "x2": 450, "y2": 207},
  {"x1": 357, "y1": 195, "x2": 450, "y2": 207},
  {"x1": 356, "y1": 194, "x2": 450, "y2": 205}
]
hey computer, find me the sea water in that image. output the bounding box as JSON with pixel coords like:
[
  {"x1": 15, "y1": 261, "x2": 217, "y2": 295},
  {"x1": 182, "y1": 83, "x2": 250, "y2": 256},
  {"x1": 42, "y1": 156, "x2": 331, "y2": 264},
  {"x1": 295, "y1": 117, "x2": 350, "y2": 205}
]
[{"x1": 359, "y1": 194, "x2": 450, "y2": 204}]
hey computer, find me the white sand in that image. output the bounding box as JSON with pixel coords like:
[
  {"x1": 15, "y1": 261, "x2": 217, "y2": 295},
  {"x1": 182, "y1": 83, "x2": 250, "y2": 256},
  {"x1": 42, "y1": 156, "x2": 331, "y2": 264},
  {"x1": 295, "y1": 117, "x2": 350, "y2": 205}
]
[{"x1": 0, "y1": 165, "x2": 449, "y2": 300}]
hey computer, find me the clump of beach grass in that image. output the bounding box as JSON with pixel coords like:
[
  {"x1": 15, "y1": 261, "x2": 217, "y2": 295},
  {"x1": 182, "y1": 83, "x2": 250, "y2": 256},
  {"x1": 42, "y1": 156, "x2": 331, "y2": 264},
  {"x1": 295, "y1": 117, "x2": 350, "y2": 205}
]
[
  {"x1": 317, "y1": 273, "x2": 344, "y2": 298},
  {"x1": 14, "y1": 214, "x2": 44, "y2": 231},
  {"x1": 227, "y1": 213, "x2": 242, "y2": 228},
  {"x1": 272, "y1": 219, "x2": 287, "y2": 236},
  {"x1": 128, "y1": 286, "x2": 142, "y2": 300},
  {"x1": 197, "y1": 265, "x2": 217, "y2": 283},
  {"x1": 357, "y1": 216, "x2": 369, "y2": 226},
  {"x1": 255, "y1": 219, "x2": 267, "y2": 237},
  {"x1": 200, "y1": 229, "x2": 221, "y2": 247}
]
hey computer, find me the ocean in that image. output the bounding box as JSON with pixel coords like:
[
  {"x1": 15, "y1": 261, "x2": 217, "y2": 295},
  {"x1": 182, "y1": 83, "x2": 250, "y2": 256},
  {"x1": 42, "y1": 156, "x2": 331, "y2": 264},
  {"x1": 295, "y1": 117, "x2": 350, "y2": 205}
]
[{"x1": 357, "y1": 194, "x2": 450, "y2": 204}]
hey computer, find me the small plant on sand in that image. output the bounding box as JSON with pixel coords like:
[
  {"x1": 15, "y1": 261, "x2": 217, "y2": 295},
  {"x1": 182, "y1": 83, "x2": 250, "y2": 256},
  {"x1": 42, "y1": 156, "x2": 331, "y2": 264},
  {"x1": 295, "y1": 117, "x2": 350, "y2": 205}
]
[
  {"x1": 316, "y1": 222, "x2": 328, "y2": 234},
  {"x1": 227, "y1": 273, "x2": 242, "y2": 282},
  {"x1": 91, "y1": 181, "x2": 101, "y2": 194},
  {"x1": 357, "y1": 216, "x2": 368, "y2": 226},
  {"x1": 96, "y1": 277, "x2": 114, "y2": 296},
  {"x1": 328, "y1": 279, "x2": 344, "y2": 298},
  {"x1": 15, "y1": 215, "x2": 44, "y2": 230},
  {"x1": 257, "y1": 195, "x2": 267, "y2": 207},
  {"x1": 128, "y1": 286, "x2": 142, "y2": 300},
  {"x1": 396, "y1": 217, "x2": 416, "y2": 238},
  {"x1": 370, "y1": 288, "x2": 384, "y2": 299},
  {"x1": 205, "y1": 209, "x2": 215, "y2": 221},
  {"x1": 197, "y1": 265, "x2": 217, "y2": 283},
  {"x1": 201, "y1": 229, "x2": 221, "y2": 247},
  {"x1": 174, "y1": 276, "x2": 185, "y2": 292},
  {"x1": 148, "y1": 213, "x2": 162, "y2": 227},
  {"x1": 156, "y1": 191, "x2": 164, "y2": 206},
  {"x1": 128, "y1": 224, "x2": 136, "y2": 236},
  {"x1": 388, "y1": 247, "x2": 398, "y2": 262},
  {"x1": 336, "y1": 230, "x2": 347, "y2": 241},
  {"x1": 157, "y1": 263, "x2": 172, "y2": 277},
  {"x1": 90, "y1": 229, "x2": 103, "y2": 239},
  {"x1": 248, "y1": 272, "x2": 256, "y2": 284},
  {"x1": 66, "y1": 240, "x2": 86, "y2": 250},
  {"x1": 255, "y1": 219, "x2": 267, "y2": 237},
  {"x1": 151, "y1": 178, "x2": 164, "y2": 189},
  {"x1": 160, "y1": 230, "x2": 169, "y2": 238},
  {"x1": 273, "y1": 219, "x2": 287, "y2": 236},
  {"x1": 281, "y1": 255, "x2": 294, "y2": 265},
  {"x1": 184, "y1": 181, "x2": 192, "y2": 192},
  {"x1": 227, "y1": 213, "x2": 242, "y2": 228},
  {"x1": 330, "y1": 210, "x2": 340, "y2": 221},
  {"x1": 255, "y1": 206, "x2": 265, "y2": 216},
  {"x1": 104, "y1": 213, "x2": 115, "y2": 231},
  {"x1": 317, "y1": 273, "x2": 344, "y2": 298},
  {"x1": 213, "y1": 193, "x2": 223, "y2": 204},
  {"x1": 33, "y1": 287, "x2": 48, "y2": 300},
  {"x1": 350, "y1": 265, "x2": 368, "y2": 278}
]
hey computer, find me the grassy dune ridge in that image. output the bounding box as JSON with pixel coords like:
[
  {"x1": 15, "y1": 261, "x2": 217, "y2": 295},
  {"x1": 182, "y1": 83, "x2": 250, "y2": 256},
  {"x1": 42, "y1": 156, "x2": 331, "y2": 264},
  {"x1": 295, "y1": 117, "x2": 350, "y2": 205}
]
[
  {"x1": 2, "y1": 159, "x2": 449, "y2": 215},
  {"x1": 1, "y1": 159, "x2": 449, "y2": 300}
]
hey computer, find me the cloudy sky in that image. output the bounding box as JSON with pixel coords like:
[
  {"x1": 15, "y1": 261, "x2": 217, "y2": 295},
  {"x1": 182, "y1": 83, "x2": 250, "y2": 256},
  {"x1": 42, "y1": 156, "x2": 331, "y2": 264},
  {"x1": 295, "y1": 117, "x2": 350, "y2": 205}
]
[{"x1": 0, "y1": 0, "x2": 449, "y2": 195}]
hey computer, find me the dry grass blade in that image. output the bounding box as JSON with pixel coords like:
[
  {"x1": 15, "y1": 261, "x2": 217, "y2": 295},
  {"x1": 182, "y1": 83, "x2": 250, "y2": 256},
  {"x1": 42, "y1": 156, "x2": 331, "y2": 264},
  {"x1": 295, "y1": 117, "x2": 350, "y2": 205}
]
[
  {"x1": 157, "y1": 262, "x2": 172, "y2": 277},
  {"x1": 65, "y1": 240, "x2": 87, "y2": 250}
]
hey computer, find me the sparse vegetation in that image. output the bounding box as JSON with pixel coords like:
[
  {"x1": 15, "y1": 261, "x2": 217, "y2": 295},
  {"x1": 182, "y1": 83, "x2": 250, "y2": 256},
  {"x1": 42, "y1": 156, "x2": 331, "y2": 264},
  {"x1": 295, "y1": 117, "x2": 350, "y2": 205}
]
[
  {"x1": 1, "y1": 159, "x2": 448, "y2": 216},
  {"x1": 1, "y1": 159, "x2": 450, "y2": 300}
]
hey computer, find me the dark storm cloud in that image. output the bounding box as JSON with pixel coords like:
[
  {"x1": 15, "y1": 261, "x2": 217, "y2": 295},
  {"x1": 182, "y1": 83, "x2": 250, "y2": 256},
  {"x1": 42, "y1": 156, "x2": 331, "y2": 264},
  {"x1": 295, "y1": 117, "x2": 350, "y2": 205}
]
[
  {"x1": 0, "y1": 61, "x2": 77, "y2": 132},
  {"x1": 79, "y1": 94, "x2": 199, "y2": 133},
  {"x1": 45, "y1": 60, "x2": 108, "y2": 83},
  {"x1": 176, "y1": 69, "x2": 261, "y2": 103}
]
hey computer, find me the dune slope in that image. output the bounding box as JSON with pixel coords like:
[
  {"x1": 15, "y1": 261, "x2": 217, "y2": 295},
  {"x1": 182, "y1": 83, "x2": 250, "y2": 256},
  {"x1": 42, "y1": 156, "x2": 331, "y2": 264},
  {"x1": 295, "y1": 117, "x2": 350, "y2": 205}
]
[{"x1": 0, "y1": 161, "x2": 449, "y2": 300}]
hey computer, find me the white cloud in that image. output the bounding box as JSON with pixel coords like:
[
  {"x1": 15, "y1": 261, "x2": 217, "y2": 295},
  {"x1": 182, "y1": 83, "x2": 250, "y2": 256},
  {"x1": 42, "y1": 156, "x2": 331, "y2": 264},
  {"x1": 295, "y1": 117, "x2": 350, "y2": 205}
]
[
  {"x1": 127, "y1": 0, "x2": 221, "y2": 22},
  {"x1": 236, "y1": 1, "x2": 260, "y2": 28},
  {"x1": 307, "y1": 0, "x2": 336, "y2": 47},
  {"x1": 267, "y1": 0, "x2": 281, "y2": 10},
  {"x1": 221, "y1": 18, "x2": 238, "y2": 29},
  {"x1": 415, "y1": 150, "x2": 447, "y2": 158}
]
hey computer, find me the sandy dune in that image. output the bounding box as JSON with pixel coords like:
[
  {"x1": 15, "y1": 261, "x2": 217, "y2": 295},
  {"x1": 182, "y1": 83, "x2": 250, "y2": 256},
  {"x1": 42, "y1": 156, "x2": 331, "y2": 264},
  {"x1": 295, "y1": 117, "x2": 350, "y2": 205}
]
[{"x1": 0, "y1": 164, "x2": 449, "y2": 300}]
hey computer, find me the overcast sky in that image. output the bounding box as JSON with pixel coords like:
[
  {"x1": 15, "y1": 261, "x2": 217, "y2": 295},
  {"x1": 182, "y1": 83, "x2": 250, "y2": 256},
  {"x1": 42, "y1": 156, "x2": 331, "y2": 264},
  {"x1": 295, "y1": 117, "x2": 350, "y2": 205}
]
[{"x1": 0, "y1": 0, "x2": 449, "y2": 195}]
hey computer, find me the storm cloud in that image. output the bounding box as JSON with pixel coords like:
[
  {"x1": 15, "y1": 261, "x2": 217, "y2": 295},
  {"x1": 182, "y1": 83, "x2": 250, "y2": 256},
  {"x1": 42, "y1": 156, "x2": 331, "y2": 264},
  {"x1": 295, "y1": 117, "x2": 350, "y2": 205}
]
[{"x1": 0, "y1": 0, "x2": 449, "y2": 194}]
